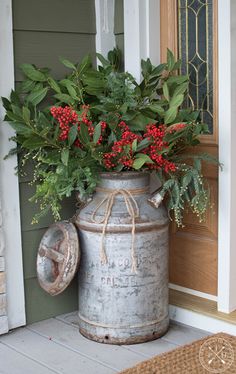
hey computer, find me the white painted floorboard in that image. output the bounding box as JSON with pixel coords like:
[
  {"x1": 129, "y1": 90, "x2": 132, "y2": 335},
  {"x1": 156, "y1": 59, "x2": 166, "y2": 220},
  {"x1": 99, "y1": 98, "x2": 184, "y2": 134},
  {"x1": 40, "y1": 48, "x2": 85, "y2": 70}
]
[
  {"x1": 0, "y1": 342, "x2": 57, "y2": 374},
  {"x1": 0, "y1": 313, "x2": 210, "y2": 374}
]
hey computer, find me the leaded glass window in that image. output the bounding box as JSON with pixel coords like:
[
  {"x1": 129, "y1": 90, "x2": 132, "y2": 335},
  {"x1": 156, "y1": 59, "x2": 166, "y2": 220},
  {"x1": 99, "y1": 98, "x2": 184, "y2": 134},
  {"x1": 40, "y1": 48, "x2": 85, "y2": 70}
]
[{"x1": 178, "y1": 0, "x2": 214, "y2": 134}]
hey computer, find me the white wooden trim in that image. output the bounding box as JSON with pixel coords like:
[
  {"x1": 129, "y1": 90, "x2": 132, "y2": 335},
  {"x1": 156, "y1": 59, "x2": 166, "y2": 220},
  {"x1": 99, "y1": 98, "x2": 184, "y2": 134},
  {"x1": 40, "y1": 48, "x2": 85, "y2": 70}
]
[
  {"x1": 169, "y1": 283, "x2": 218, "y2": 302},
  {"x1": 217, "y1": 0, "x2": 236, "y2": 313},
  {"x1": 0, "y1": 0, "x2": 26, "y2": 329},
  {"x1": 95, "y1": 0, "x2": 116, "y2": 61},
  {"x1": 124, "y1": 0, "x2": 160, "y2": 82},
  {"x1": 169, "y1": 305, "x2": 236, "y2": 335}
]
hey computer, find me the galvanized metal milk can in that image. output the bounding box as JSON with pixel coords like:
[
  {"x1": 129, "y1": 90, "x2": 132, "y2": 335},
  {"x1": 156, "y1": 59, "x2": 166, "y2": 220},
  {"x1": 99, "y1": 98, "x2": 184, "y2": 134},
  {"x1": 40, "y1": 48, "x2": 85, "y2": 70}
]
[{"x1": 75, "y1": 172, "x2": 169, "y2": 344}]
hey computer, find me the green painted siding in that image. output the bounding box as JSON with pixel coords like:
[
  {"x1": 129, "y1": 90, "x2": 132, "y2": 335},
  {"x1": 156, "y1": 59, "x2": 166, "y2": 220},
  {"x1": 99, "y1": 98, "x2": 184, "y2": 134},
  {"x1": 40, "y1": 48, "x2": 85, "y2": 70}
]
[
  {"x1": 114, "y1": 0, "x2": 124, "y2": 62},
  {"x1": 12, "y1": 0, "x2": 96, "y2": 324}
]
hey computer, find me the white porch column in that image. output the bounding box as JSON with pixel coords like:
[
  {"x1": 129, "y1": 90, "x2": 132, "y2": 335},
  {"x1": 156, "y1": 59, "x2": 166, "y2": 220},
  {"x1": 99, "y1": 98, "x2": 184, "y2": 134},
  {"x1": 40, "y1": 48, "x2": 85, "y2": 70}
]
[
  {"x1": 95, "y1": 0, "x2": 116, "y2": 59},
  {"x1": 0, "y1": 197, "x2": 8, "y2": 334},
  {"x1": 218, "y1": 0, "x2": 236, "y2": 313},
  {"x1": 0, "y1": 0, "x2": 25, "y2": 330},
  {"x1": 124, "y1": 0, "x2": 160, "y2": 82}
]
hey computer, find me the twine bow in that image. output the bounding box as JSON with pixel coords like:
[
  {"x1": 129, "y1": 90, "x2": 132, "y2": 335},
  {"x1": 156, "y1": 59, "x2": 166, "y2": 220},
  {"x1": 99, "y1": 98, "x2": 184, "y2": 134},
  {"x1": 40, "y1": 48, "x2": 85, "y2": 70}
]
[{"x1": 91, "y1": 189, "x2": 140, "y2": 273}]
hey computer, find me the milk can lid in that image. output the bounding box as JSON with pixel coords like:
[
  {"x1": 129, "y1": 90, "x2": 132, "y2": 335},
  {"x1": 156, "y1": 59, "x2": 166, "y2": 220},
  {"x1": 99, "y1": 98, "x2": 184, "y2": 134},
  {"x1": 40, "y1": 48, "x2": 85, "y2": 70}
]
[{"x1": 37, "y1": 220, "x2": 80, "y2": 296}]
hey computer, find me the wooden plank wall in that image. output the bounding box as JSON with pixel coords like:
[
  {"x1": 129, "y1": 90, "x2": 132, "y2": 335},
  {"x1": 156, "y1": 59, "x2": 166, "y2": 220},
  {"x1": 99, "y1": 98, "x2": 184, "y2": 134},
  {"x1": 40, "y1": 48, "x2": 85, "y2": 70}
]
[{"x1": 12, "y1": 0, "x2": 96, "y2": 324}]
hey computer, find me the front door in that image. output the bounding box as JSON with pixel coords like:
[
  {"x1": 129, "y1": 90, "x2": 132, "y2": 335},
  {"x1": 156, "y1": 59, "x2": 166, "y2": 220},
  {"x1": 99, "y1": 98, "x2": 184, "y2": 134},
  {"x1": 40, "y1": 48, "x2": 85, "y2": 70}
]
[{"x1": 160, "y1": 0, "x2": 218, "y2": 296}]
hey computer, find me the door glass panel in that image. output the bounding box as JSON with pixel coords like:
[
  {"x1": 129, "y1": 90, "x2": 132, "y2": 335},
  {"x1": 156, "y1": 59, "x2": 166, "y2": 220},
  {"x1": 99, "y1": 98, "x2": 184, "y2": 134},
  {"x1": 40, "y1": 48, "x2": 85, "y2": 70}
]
[{"x1": 178, "y1": 0, "x2": 214, "y2": 134}]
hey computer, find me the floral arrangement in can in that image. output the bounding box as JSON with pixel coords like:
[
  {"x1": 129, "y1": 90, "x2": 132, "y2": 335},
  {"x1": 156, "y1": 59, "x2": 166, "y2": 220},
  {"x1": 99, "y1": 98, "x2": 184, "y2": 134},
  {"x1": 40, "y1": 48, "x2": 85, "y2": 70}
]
[{"x1": 1, "y1": 48, "x2": 217, "y2": 225}]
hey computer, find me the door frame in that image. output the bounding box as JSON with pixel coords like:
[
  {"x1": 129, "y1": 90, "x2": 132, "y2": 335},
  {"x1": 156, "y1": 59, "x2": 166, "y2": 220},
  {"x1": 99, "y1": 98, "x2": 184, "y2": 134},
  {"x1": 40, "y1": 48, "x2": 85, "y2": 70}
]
[
  {"x1": 0, "y1": 0, "x2": 25, "y2": 329},
  {"x1": 217, "y1": 0, "x2": 236, "y2": 313},
  {"x1": 124, "y1": 0, "x2": 236, "y2": 313}
]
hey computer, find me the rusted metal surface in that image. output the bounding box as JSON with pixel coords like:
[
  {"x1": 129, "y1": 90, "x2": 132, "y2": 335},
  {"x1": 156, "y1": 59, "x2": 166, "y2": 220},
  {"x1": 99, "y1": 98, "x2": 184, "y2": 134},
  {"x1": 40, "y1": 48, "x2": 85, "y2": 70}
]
[
  {"x1": 77, "y1": 221, "x2": 167, "y2": 233},
  {"x1": 37, "y1": 221, "x2": 80, "y2": 296},
  {"x1": 148, "y1": 191, "x2": 163, "y2": 209},
  {"x1": 76, "y1": 172, "x2": 169, "y2": 344},
  {"x1": 79, "y1": 322, "x2": 168, "y2": 345}
]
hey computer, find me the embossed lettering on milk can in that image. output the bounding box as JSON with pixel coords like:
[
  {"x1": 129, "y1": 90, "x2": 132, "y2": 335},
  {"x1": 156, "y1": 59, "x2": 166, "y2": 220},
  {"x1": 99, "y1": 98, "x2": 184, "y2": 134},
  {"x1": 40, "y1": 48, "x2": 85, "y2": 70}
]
[{"x1": 75, "y1": 172, "x2": 169, "y2": 344}]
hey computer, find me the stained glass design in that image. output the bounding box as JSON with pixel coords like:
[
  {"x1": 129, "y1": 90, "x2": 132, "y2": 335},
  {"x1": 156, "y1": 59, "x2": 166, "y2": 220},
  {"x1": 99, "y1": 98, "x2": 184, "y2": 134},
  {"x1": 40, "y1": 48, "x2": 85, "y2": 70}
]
[{"x1": 178, "y1": 0, "x2": 214, "y2": 134}]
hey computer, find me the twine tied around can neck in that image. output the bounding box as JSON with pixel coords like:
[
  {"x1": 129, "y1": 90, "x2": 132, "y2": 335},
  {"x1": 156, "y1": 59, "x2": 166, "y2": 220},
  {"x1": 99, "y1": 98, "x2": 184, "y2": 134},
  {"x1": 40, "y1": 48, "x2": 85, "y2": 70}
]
[{"x1": 91, "y1": 188, "x2": 141, "y2": 273}]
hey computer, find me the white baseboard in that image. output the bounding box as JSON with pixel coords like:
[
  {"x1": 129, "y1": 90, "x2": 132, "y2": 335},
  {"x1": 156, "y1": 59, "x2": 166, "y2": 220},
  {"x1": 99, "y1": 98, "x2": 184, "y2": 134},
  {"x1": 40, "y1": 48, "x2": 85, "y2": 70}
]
[
  {"x1": 169, "y1": 283, "x2": 218, "y2": 302},
  {"x1": 169, "y1": 305, "x2": 236, "y2": 335},
  {"x1": 0, "y1": 316, "x2": 8, "y2": 335}
]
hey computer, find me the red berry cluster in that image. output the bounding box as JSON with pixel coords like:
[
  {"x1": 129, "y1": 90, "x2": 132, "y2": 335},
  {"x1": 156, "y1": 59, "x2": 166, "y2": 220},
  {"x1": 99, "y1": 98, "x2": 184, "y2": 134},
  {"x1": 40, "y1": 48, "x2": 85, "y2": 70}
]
[
  {"x1": 103, "y1": 122, "x2": 176, "y2": 173},
  {"x1": 80, "y1": 105, "x2": 107, "y2": 143},
  {"x1": 144, "y1": 124, "x2": 176, "y2": 172},
  {"x1": 80, "y1": 104, "x2": 94, "y2": 137},
  {"x1": 50, "y1": 105, "x2": 177, "y2": 173},
  {"x1": 50, "y1": 106, "x2": 78, "y2": 141},
  {"x1": 50, "y1": 104, "x2": 107, "y2": 146},
  {"x1": 103, "y1": 122, "x2": 141, "y2": 169}
]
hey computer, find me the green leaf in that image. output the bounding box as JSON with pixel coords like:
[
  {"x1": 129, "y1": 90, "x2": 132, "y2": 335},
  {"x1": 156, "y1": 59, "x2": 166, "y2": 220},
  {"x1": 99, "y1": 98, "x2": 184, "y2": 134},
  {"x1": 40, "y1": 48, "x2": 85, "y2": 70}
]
[
  {"x1": 93, "y1": 123, "x2": 101, "y2": 143},
  {"x1": 5, "y1": 111, "x2": 23, "y2": 122},
  {"x1": 31, "y1": 82, "x2": 44, "y2": 92},
  {"x1": 54, "y1": 93, "x2": 74, "y2": 105},
  {"x1": 167, "y1": 49, "x2": 175, "y2": 71},
  {"x1": 10, "y1": 90, "x2": 21, "y2": 106},
  {"x1": 38, "y1": 112, "x2": 51, "y2": 127},
  {"x1": 1, "y1": 97, "x2": 11, "y2": 111},
  {"x1": 59, "y1": 57, "x2": 76, "y2": 70},
  {"x1": 22, "y1": 136, "x2": 46, "y2": 149},
  {"x1": 120, "y1": 103, "x2": 128, "y2": 114},
  {"x1": 164, "y1": 107, "x2": 178, "y2": 124},
  {"x1": 136, "y1": 138, "x2": 151, "y2": 152},
  {"x1": 194, "y1": 158, "x2": 201, "y2": 172},
  {"x1": 173, "y1": 59, "x2": 182, "y2": 70},
  {"x1": 132, "y1": 139, "x2": 137, "y2": 152},
  {"x1": 78, "y1": 54, "x2": 92, "y2": 76},
  {"x1": 60, "y1": 79, "x2": 78, "y2": 99},
  {"x1": 149, "y1": 104, "x2": 165, "y2": 116},
  {"x1": 173, "y1": 82, "x2": 188, "y2": 96},
  {"x1": 169, "y1": 94, "x2": 184, "y2": 108},
  {"x1": 103, "y1": 103, "x2": 117, "y2": 111},
  {"x1": 20, "y1": 80, "x2": 36, "y2": 93},
  {"x1": 122, "y1": 110, "x2": 137, "y2": 121},
  {"x1": 163, "y1": 82, "x2": 169, "y2": 101},
  {"x1": 150, "y1": 63, "x2": 167, "y2": 77},
  {"x1": 61, "y1": 149, "x2": 69, "y2": 166},
  {"x1": 26, "y1": 87, "x2": 48, "y2": 106},
  {"x1": 20, "y1": 64, "x2": 47, "y2": 81},
  {"x1": 80, "y1": 122, "x2": 90, "y2": 145},
  {"x1": 107, "y1": 48, "x2": 121, "y2": 68},
  {"x1": 167, "y1": 75, "x2": 188, "y2": 84},
  {"x1": 68, "y1": 125, "x2": 78, "y2": 145},
  {"x1": 140, "y1": 108, "x2": 158, "y2": 120},
  {"x1": 191, "y1": 139, "x2": 200, "y2": 146},
  {"x1": 66, "y1": 84, "x2": 78, "y2": 100},
  {"x1": 133, "y1": 154, "x2": 154, "y2": 170},
  {"x1": 128, "y1": 113, "x2": 155, "y2": 131},
  {"x1": 141, "y1": 59, "x2": 152, "y2": 78},
  {"x1": 7, "y1": 122, "x2": 33, "y2": 136},
  {"x1": 11, "y1": 104, "x2": 22, "y2": 117},
  {"x1": 48, "y1": 77, "x2": 61, "y2": 93},
  {"x1": 22, "y1": 106, "x2": 31, "y2": 122},
  {"x1": 84, "y1": 87, "x2": 104, "y2": 96},
  {"x1": 96, "y1": 53, "x2": 110, "y2": 67},
  {"x1": 83, "y1": 76, "x2": 105, "y2": 88},
  {"x1": 108, "y1": 131, "x2": 117, "y2": 145}
]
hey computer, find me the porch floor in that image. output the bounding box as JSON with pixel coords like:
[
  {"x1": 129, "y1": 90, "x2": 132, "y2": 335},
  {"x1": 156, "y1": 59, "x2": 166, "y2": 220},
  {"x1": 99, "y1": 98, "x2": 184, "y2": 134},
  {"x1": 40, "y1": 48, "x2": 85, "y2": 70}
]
[{"x1": 0, "y1": 312, "x2": 210, "y2": 374}]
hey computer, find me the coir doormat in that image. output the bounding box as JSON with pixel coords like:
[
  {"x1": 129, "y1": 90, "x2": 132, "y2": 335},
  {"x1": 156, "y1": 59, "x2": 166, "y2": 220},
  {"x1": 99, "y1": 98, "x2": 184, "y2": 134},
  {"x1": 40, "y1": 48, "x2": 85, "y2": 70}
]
[{"x1": 120, "y1": 333, "x2": 236, "y2": 374}]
